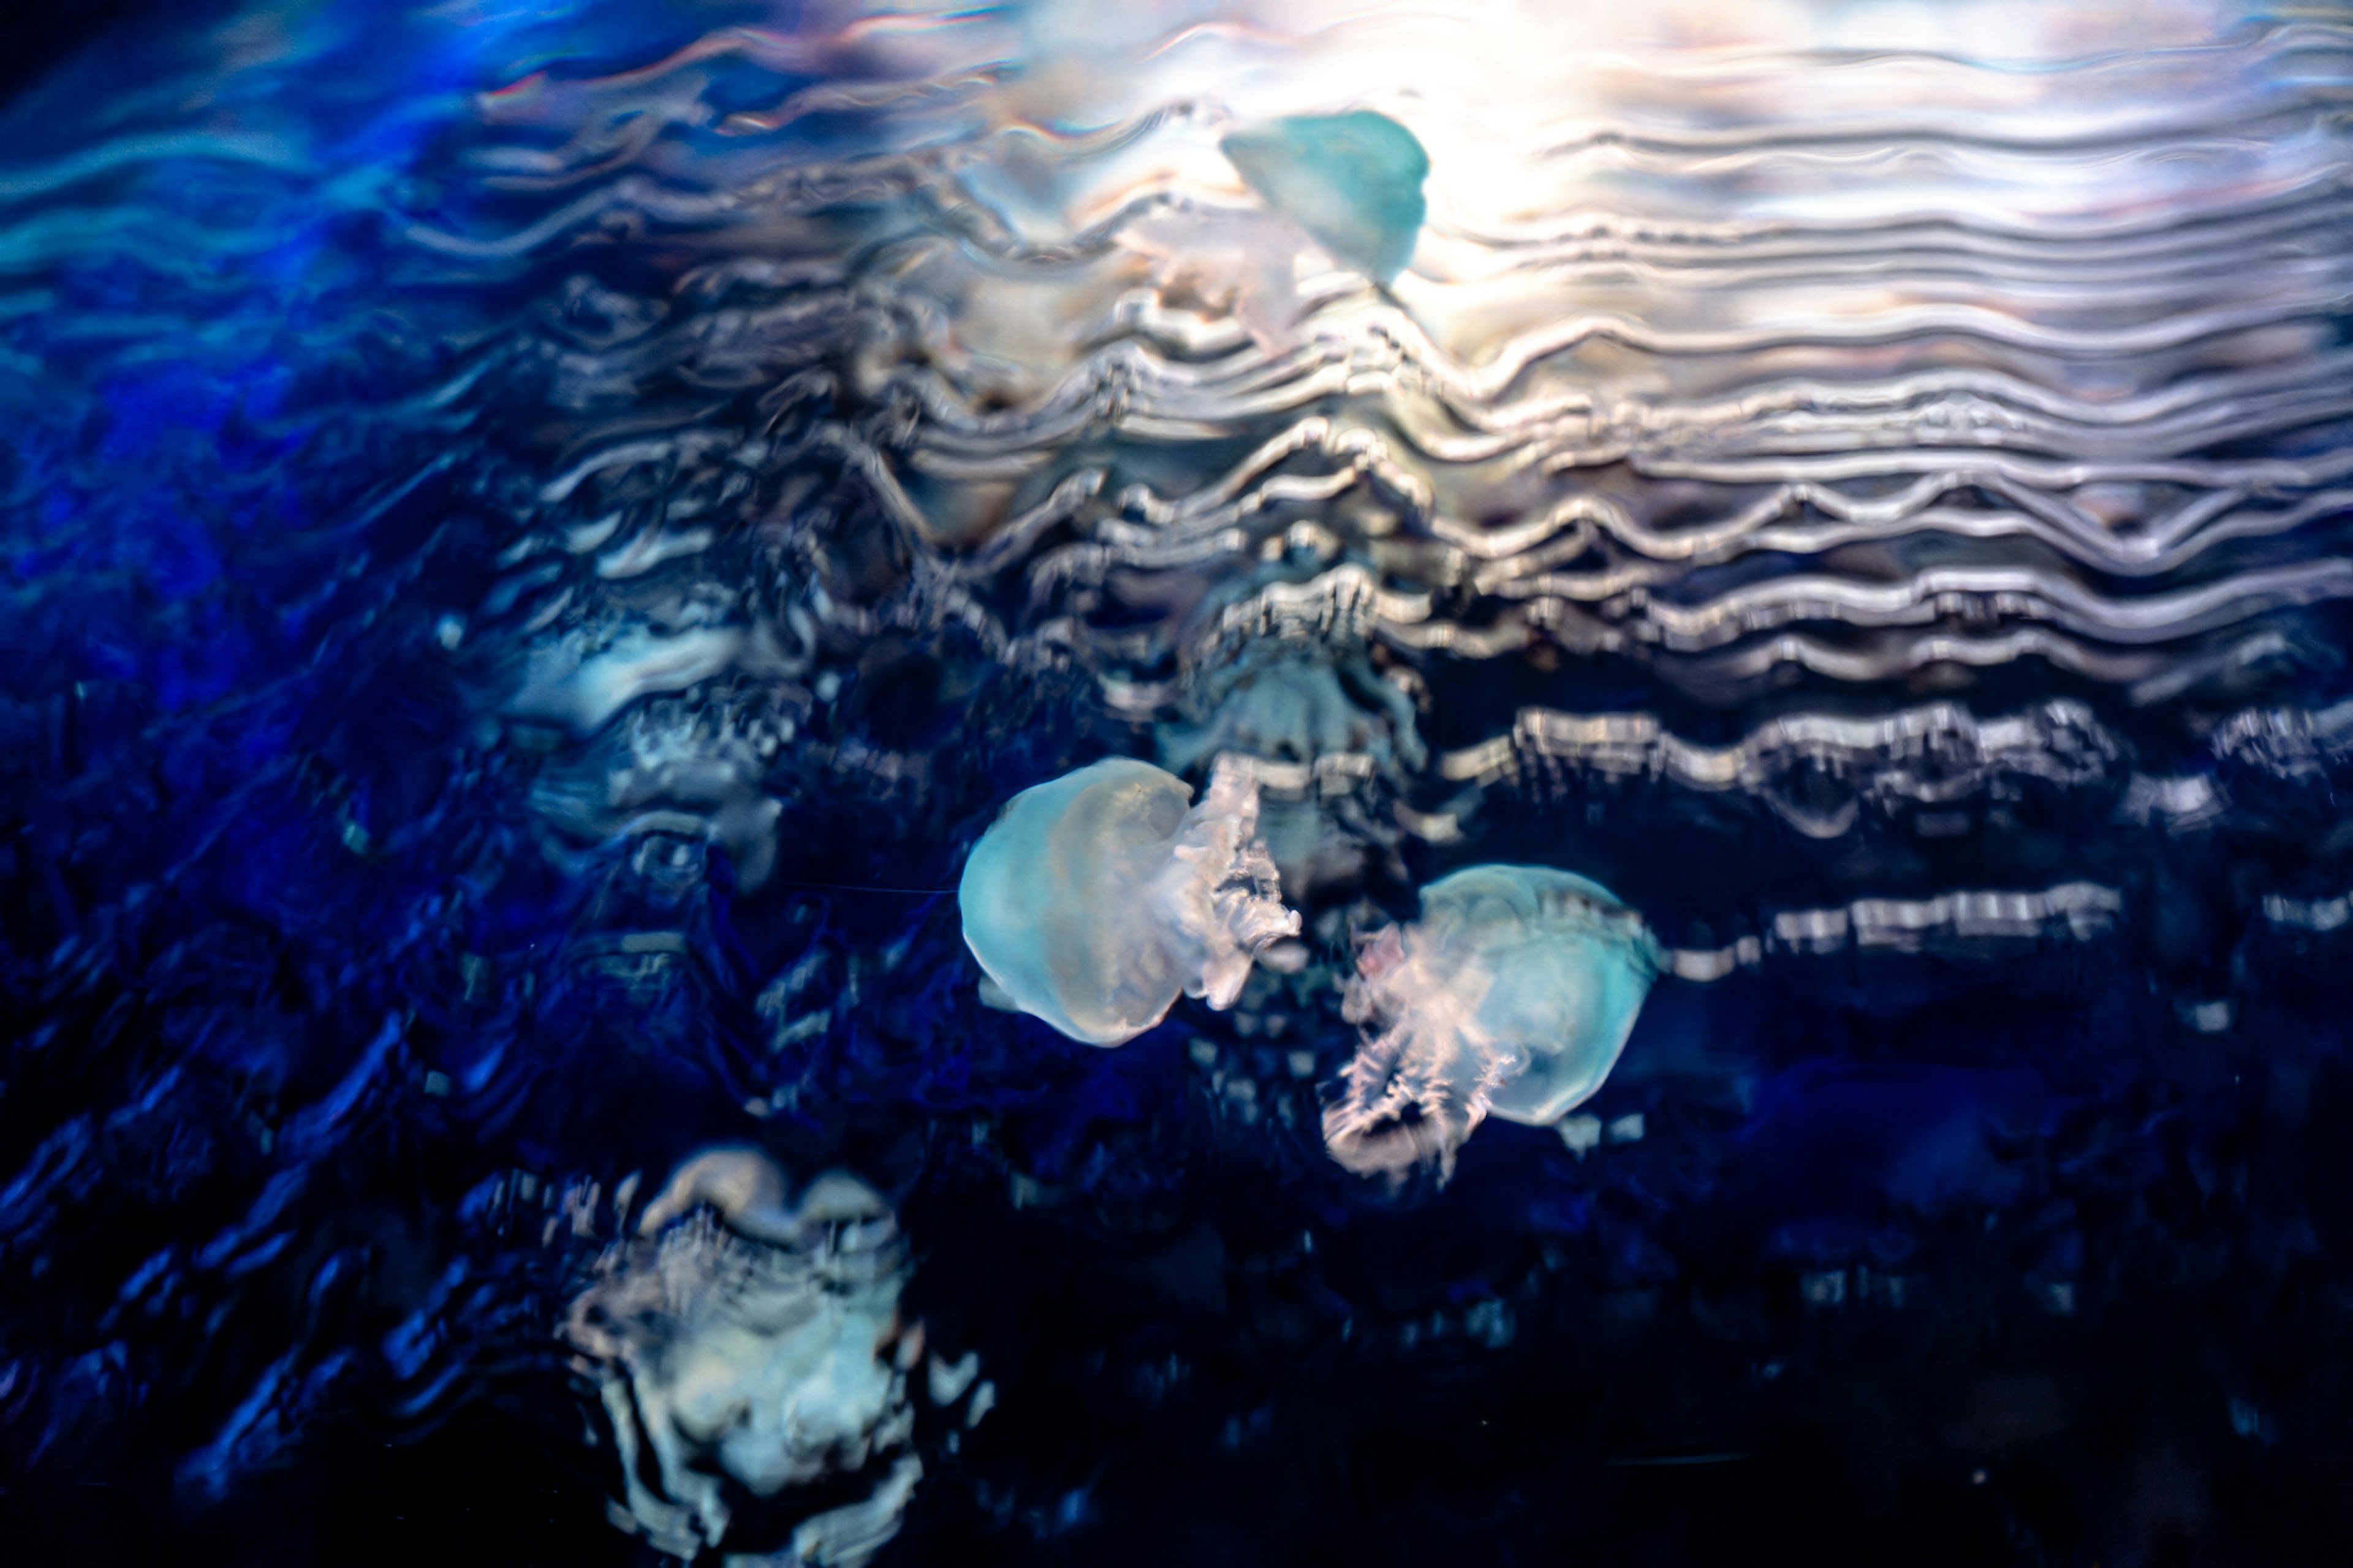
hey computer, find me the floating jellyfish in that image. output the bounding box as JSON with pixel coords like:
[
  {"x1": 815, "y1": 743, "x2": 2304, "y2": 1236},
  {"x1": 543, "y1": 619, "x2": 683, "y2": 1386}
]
[
  {"x1": 1123, "y1": 110, "x2": 1430, "y2": 347},
  {"x1": 1221, "y1": 111, "x2": 1430, "y2": 285},
  {"x1": 959, "y1": 756, "x2": 1300, "y2": 1045},
  {"x1": 1324, "y1": 866, "x2": 1664, "y2": 1180},
  {"x1": 566, "y1": 1149, "x2": 926, "y2": 1567}
]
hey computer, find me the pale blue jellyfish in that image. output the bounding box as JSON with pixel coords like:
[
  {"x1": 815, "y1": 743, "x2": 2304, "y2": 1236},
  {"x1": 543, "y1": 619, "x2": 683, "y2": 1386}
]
[
  {"x1": 1220, "y1": 110, "x2": 1430, "y2": 285},
  {"x1": 960, "y1": 757, "x2": 1299, "y2": 1046},
  {"x1": 1324, "y1": 866, "x2": 1663, "y2": 1179}
]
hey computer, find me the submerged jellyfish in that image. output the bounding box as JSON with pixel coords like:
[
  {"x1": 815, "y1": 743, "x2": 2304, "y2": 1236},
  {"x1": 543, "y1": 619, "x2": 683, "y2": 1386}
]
[
  {"x1": 1324, "y1": 866, "x2": 1664, "y2": 1180},
  {"x1": 566, "y1": 1149, "x2": 925, "y2": 1567},
  {"x1": 1221, "y1": 111, "x2": 1430, "y2": 285},
  {"x1": 960, "y1": 756, "x2": 1299, "y2": 1045}
]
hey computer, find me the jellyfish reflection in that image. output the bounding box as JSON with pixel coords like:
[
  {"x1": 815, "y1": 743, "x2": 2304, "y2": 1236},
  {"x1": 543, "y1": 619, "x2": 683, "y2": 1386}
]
[
  {"x1": 1158, "y1": 642, "x2": 1423, "y2": 903},
  {"x1": 1324, "y1": 866, "x2": 1663, "y2": 1180},
  {"x1": 565, "y1": 1150, "x2": 923, "y2": 1567}
]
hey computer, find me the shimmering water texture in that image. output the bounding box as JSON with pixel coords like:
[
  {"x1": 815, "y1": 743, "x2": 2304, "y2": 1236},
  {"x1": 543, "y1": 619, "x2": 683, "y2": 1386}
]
[{"x1": 9, "y1": 1, "x2": 2353, "y2": 1564}]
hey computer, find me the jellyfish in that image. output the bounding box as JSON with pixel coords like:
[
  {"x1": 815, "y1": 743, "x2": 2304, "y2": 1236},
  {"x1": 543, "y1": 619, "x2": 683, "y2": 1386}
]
[
  {"x1": 1220, "y1": 111, "x2": 1430, "y2": 286},
  {"x1": 1324, "y1": 866, "x2": 1664, "y2": 1180},
  {"x1": 959, "y1": 756, "x2": 1300, "y2": 1046},
  {"x1": 565, "y1": 1149, "x2": 925, "y2": 1567},
  {"x1": 1123, "y1": 110, "x2": 1428, "y2": 348}
]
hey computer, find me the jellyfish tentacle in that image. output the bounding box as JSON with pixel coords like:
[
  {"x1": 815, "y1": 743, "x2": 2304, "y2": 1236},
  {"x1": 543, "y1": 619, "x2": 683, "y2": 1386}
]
[
  {"x1": 1153, "y1": 757, "x2": 1296, "y2": 1008},
  {"x1": 1324, "y1": 866, "x2": 1661, "y2": 1180},
  {"x1": 1322, "y1": 1013, "x2": 1499, "y2": 1182}
]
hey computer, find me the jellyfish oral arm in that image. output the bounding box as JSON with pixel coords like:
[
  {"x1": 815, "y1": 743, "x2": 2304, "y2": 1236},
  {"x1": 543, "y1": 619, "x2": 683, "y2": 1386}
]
[
  {"x1": 1151, "y1": 757, "x2": 1301, "y2": 1010},
  {"x1": 1323, "y1": 952, "x2": 1504, "y2": 1179},
  {"x1": 1323, "y1": 866, "x2": 1661, "y2": 1180}
]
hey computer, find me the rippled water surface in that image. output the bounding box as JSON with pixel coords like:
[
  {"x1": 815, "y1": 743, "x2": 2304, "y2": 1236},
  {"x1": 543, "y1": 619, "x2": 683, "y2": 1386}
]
[{"x1": 7, "y1": 2, "x2": 2353, "y2": 1563}]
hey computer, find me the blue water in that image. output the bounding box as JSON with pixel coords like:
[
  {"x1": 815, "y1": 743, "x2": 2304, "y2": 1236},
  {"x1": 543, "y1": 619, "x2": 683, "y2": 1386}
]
[{"x1": 5, "y1": 2, "x2": 2353, "y2": 1563}]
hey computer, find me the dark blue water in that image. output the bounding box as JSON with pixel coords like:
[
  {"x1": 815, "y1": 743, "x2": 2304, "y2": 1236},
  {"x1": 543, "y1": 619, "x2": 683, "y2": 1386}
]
[{"x1": 6, "y1": 3, "x2": 2353, "y2": 1564}]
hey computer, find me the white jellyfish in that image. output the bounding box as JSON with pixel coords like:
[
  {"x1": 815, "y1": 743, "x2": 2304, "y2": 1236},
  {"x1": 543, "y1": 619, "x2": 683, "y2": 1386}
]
[
  {"x1": 1324, "y1": 866, "x2": 1664, "y2": 1180},
  {"x1": 565, "y1": 1149, "x2": 924, "y2": 1567},
  {"x1": 958, "y1": 756, "x2": 1300, "y2": 1046}
]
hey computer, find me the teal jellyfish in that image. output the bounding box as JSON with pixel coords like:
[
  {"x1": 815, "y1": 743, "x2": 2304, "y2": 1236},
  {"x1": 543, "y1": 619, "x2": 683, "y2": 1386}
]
[
  {"x1": 1220, "y1": 110, "x2": 1430, "y2": 285},
  {"x1": 960, "y1": 757, "x2": 1299, "y2": 1046},
  {"x1": 1324, "y1": 865, "x2": 1663, "y2": 1179}
]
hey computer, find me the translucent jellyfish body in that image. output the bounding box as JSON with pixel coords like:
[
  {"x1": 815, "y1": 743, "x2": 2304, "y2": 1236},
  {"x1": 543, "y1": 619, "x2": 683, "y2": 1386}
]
[
  {"x1": 565, "y1": 1149, "x2": 923, "y2": 1566},
  {"x1": 1221, "y1": 111, "x2": 1430, "y2": 284},
  {"x1": 1324, "y1": 866, "x2": 1664, "y2": 1180},
  {"x1": 960, "y1": 757, "x2": 1300, "y2": 1046},
  {"x1": 1124, "y1": 110, "x2": 1429, "y2": 347}
]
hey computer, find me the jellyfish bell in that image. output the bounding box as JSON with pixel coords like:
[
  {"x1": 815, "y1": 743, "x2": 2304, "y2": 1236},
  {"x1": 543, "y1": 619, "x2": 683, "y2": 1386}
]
[
  {"x1": 1220, "y1": 111, "x2": 1431, "y2": 286},
  {"x1": 959, "y1": 756, "x2": 1300, "y2": 1046},
  {"x1": 1416, "y1": 867, "x2": 1661, "y2": 1126},
  {"x1": 1123, "y1": 108, "x2": 1430, "y2": 350},
  {"x1": 1325, "y1": 865, "x2": 1663, "y2": 1180}
]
